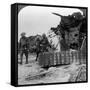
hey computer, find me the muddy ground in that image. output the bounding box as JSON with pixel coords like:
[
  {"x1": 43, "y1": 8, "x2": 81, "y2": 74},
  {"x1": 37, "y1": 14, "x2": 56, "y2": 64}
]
[{"x1": 18, "y1": 54, "x2": 86, "y2": 85}]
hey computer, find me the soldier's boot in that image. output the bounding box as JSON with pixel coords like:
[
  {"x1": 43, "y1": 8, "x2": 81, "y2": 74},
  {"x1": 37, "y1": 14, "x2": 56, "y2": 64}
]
[
  {"x1": 25, "y1": 53, "x2": 28, "y2": 64},
  {"x1": 26, "y1": 57, "x2": 28, "y2": 64},
  {"x1": 20, "y1": 52, "x2": 23, "y2": 65}
]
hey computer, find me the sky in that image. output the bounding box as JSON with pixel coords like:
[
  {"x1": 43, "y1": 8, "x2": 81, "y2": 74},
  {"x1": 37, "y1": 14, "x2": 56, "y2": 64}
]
[{"x1": 18, "y1": 6, "x2": 83, "y2": 40}]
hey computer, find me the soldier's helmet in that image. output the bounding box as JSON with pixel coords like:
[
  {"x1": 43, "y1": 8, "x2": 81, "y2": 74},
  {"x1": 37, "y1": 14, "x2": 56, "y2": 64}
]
[
  {"x1": 42, "y1": 33, "x2": 46, "y2": 38},
  {"x1": 21, "y1": 32, "x2": 26, "y2": 37}
]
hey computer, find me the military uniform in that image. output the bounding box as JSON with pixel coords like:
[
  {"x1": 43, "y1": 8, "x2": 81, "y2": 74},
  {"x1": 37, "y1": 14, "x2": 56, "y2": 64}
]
[
  {"x1": 40, "y1": 37, "x2": 49, "y2": 52},
  {"x1": 35, "y1": 34, "x2": 50, "y2": 61},
  {"x1": 19, "y1": 36, "x2": 29, "y2": 64}
]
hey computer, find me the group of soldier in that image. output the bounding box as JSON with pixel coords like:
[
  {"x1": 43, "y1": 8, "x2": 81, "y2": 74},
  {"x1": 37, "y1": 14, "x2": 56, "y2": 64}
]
[{"x1": 18, "y1": 32, "x2": 51, "y2": 65}]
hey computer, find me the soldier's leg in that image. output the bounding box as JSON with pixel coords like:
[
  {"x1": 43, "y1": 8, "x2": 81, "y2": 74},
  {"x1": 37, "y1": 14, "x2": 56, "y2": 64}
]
[
  {"x1": 20, "y1": 51, "x2": 23, "y2": 64},
  {"x1": 36, "y1": 52, "x2": 39, "y2": 61},
  {"x1": 25, "y1": 50, "x2": 28, "y2": 64}
]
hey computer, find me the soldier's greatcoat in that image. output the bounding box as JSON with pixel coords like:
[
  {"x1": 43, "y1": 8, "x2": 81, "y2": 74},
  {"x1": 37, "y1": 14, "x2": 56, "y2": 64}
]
[{"x1": 19, "y1": 36, "x2": 29, "y2": 64}]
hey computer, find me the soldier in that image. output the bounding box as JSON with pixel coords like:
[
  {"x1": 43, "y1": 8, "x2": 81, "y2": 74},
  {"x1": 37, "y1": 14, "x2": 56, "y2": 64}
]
[
  {"x1": 41, "y1": 33, "x2": 50, "y2": 52},
  {"x1": 35, "y1": 36, "x2": 42, "y2": 61},
  {"x1": 19, "y1": 32, "x2": 29, "y2": 64},
  {"x1": 35, "y1": 34, "x2": 50, "y2": 61}
]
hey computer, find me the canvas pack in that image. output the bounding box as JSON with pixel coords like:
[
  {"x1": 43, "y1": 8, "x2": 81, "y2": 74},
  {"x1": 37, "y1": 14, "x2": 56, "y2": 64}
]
[{"x1": 11, "y1": 3, "x2": 88, "y2": 87}]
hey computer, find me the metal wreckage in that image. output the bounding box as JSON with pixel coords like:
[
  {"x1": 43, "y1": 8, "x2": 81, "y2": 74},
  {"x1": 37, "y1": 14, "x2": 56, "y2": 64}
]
[{"x1": 51, "y1": 11, "x2": 87, "y2": 52}]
